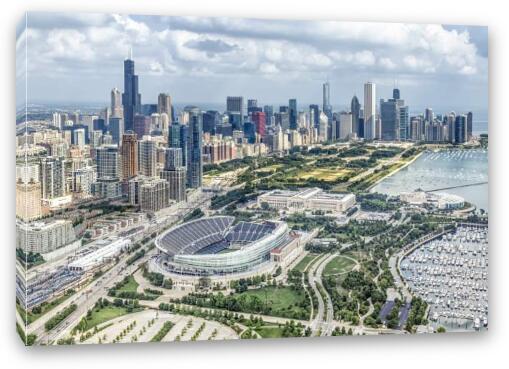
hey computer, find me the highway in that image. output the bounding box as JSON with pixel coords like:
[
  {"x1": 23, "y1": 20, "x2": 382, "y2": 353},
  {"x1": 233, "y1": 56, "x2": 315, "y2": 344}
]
[
  {"x1": 29, "y1": 190, "x2": 213, "y2": 345},
  {"x1": 307, "y1": 253, "x2": 336, "y2": 336}
]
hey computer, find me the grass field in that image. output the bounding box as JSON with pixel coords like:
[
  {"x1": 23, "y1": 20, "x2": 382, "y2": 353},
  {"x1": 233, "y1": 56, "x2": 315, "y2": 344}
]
[
  {"x1": 343, "y1": 250, "x2": 369, "y2": 262},
  {"x1": 292, "y1": 168, "x2": 353, "y2": 182},
  {"x1": 255, "y1": 325, "x2": 285, "y2": 338},
  {"x1": 117, "y1": 275, "x2": 139, "y2": 293},
  {"x1": 255, "y1": 164, "x2": 283, "y2": 173},
  {"x1": 323, "y1": 256, "x2": 356, "y2": 276},
  {"x1": 83, "y1": 306, "x2": 141, "y2": 331},
  {"x1": 238, "y1": 286, "x2": 308, "y2": 319},
  {"x1": 292, "y1": 254, "x2": 318, "y2": 273}
]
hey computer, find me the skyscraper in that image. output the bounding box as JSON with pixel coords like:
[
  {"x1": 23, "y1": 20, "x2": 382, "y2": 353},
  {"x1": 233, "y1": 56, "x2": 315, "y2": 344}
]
[
  {"x1": 425, "y1": 108, "x2": 434, "y2": 123},
  {"x1": 467, "y1": 112, "x2": 473, "y2": 141},
  {"x1": 454, "y1": 115, "x2": 467, "y2": 144},
  {"x1": 40, "y1": 157, "x2": 65, "y2": 199},
  {"x1": 227, "y1": 96, "x2": 243, "y2": 130},
  {"x1": 186, "y1": 107, "x2": 203, "y2": 188},
  {"x1": 121, "y1": 132, "x2": 138, "y2": 181},
  {"x1": 364, "y1": 82, "x2": 376, "y2": 140},
  {"x1": 322, "y1": 82, "x2": 331, "y2": 112},
  {"x1": 157, "y1": 93, "x2": 173, "y2": 124},
  {"x1": 203, "y1": 110, "x2": 220, "y2": 135},
  {"x1": 133, "y1": 115, "x2": 150, "y2": 139},
  {"x1": 380, "y1": 99, "x2": 400, "y2": 141},
  {"x1": 96, "y1": 145, "x2": 120, "y2": 179},
  {"x1": 263, "y1": 105, "x2": 274, "y2": 126},
  {"x1": 227, "y1": 96, "x2": 243, "y2": 113},
  {"x1": 122, "y1": 52, "x2": 141, "y2": 132},
  {"x1": 138, "y1": 138, "x2": 157, "y2": 177},
  {"x1": 111, "y1": 87, "x2": 123, "y2": 118},
  {"x1": 16, "y1": 179, "x2": 42, "y2": 221},
  {"x1": 109, "y1": 117, "x2": 124, "y2": 145},
  {"x1": 289, "y1": 99, "x2": 298, "y2": 130},
  {"x1": 351, "y1": 96, "x2": 361, "y2": 137},
  {"x1": 309, "y1": 104, "x2": 320, "y2": 131},
  {"x1": 247, "y1": 99, "x2": 259, "y2": 114},
  {"x1": 319, "y1": 112, "x2": 329, "y2": 142},
  {"x1": 339, "y1": 112, "x2": 353, "y2": 140},
  {"x1": 252, "y1": 111, "x2": 266, "y2": 137},
  {"x1": 164, "y1": 147, "x2": 183, "y2": 170},
  {"x1": 129, "y1": 176, "x2": 169, "y2": 212}
]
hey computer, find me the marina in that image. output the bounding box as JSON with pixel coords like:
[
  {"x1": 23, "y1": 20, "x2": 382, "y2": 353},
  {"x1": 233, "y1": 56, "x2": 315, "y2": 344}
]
[
  {"x1": 372, "y1": 149, "x2": 488, "y2": 212},
  {"x1": 400, "y1": 225, "x2": 488, "y2": 332}
]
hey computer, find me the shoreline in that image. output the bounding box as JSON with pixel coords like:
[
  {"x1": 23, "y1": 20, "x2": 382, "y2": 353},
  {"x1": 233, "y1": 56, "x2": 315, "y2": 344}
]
[{"x1": 368, "y1": 151, "x2": 424, "y2": 192}]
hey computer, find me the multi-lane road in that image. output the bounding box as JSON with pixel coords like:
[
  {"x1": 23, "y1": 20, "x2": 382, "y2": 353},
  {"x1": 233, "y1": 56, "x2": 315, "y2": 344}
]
[
  {"x1": 27, "y1": 190, "x2": 213, "y2": 345},
  {"x1": 307, "y1": 253, "x2": 336, "y2": 336}
]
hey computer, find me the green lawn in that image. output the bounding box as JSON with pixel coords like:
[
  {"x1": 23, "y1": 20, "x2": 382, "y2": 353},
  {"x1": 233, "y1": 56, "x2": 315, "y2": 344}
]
[
  {"x1": 238, "y1": 286, "x2": 308, "y2": 319},
  {"x1": 292, "y1": 254, "x2": 318, "y2": 273},
  {"x1": 82, "y1": 306, "x2": 141, "y2": 331},
  {"x1": 117, "y1": 275, "x2": 139, "y2": 293},
  {"x1": 255, "y1": 325, "x2": 285, "y2": 338},
  {"x1": 323, "y1": 256, "x2": 356, "y2": 276}
]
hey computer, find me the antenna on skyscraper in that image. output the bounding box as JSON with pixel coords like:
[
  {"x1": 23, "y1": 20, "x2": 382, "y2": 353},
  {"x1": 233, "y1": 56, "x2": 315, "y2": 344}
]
[{"x1": 128, "y1": 47, "x2": 133, "y2": 60}]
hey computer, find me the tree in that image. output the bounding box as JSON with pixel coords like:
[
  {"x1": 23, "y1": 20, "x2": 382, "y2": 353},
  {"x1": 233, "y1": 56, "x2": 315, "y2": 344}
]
[
  {"x1": 436, "y1": 326, "x2": 446, "y2": 333},
  {"x1": 198, "y1": 277, "x2": 212, "y2": 290}
]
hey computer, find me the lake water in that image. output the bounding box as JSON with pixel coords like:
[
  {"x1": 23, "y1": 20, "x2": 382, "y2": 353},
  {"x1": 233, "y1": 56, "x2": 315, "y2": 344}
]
[{"x1": 372, "y1": 149, "x2": 489, "y2": 212}]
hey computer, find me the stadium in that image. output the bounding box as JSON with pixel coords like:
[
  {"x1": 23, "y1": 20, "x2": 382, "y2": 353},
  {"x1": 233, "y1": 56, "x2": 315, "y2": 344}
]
[{"x1": 153, "y1": 216, "x2": 294, "y2": 277}]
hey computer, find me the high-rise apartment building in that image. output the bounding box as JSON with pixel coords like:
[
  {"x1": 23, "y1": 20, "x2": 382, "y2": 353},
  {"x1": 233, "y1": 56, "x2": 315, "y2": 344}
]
[
  {"x1": 128, "y1": 176, "x2": 169, "y2": 212},
  {"x1": 121, "y1": 132, "x2": 138, "y2": 180},
  {"x1": 160, "y1": 147, "x2": 187, "y2": 202},
  {"x1": 138, "y1": 138, "x2": 157, "y2": 177},
  {"x1": 40, "y1": 157, "x2": 65, "y2": 199},
  {"x1": 16, "y1": 180, "x2": 42, "y2": 221},
  {"x1": 96, "y1": 145, "x2": 120, "y2": 179}
]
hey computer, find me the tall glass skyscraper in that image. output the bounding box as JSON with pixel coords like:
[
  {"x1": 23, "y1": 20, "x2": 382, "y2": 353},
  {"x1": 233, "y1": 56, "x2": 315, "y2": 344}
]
[
  {"x1": 186, "y1": 107, "x2": 203, "y2": 188},
  {"x1": 289, "y1": 99, "x2": 297, "y2": 130},
  {"x1": 351, "y1": 96, "x2": 361, "y2": 137},
  {"x1": 322, "y1": 82, "x2": 333, "y2": 123},
  {"x1": 122, "y1": 52, "x2": 141, "y2": 132}
]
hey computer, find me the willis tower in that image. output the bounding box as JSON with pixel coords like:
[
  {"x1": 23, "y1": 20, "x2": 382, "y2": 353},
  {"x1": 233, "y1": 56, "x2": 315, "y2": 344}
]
[{"x1": 122, "y1": 49, "x2": 141, "y2": 132}]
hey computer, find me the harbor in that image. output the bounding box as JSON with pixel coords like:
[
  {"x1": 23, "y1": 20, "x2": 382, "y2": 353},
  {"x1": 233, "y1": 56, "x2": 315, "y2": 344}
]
[
  {"x1": 372, "y1": 149, "x2": 489, "y2": 212},
  {"x1": 400, "y1": 225, "x2": 488, "y2": 332}
]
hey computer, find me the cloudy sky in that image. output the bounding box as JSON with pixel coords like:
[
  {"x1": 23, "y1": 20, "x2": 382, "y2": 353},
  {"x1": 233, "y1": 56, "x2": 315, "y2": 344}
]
[{"x1": 16, "y1": 12, "x2": 488, "y2": 113}]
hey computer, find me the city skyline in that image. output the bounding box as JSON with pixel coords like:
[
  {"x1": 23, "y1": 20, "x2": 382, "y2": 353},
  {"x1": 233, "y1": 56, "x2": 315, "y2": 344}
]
[
  {"x1": 16, "y1": 13, "x2": 488, "y2": 111},
  {"x1": 15, "y1": 12, "x2": 489, "y2": 346}
]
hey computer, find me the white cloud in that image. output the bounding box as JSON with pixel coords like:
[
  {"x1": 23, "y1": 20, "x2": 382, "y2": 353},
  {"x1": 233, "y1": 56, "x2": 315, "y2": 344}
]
[
  {"x1": 259, "y1": 62, "x2": 279, "y2": 74},
  {"x1": 111, "y1": 14, "x2": 150, "y2": 43},
  {"x1": 20, "y1": 12, "x2": 487, "y2": 104},
  {"x1": 46, "y1": 29, "x2": 95, "y2": 61},
  {"x1": 379, "y1": 57, "x2": 396, "y2": 70}
]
